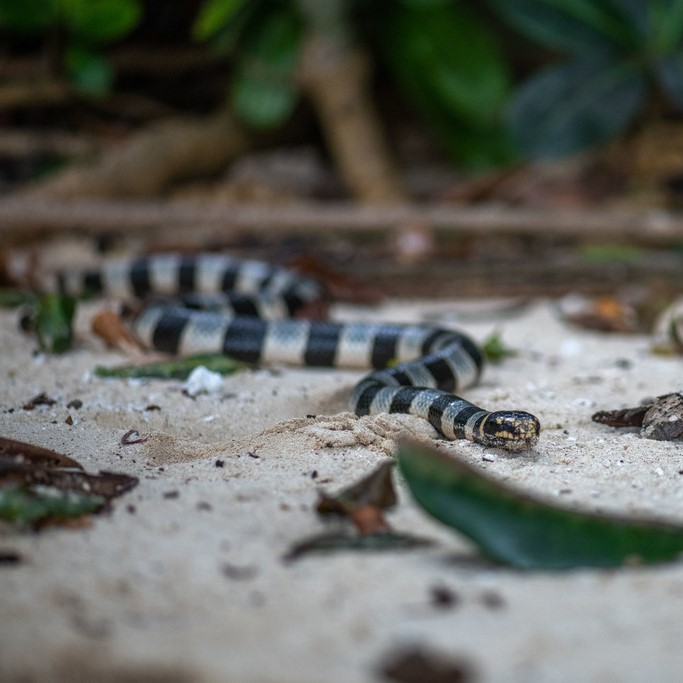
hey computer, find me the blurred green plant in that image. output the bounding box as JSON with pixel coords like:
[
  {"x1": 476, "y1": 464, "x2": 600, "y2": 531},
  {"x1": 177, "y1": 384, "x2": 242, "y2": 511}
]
[
  {"x1": 192, "y1": 0, "x2": 515, "y2": 168},
  {"x1": 490, "y1": 0, "x2": 683, "y2": 159},
  {"x1": 0, "y1": 0, "x2": 143, "y2": 95}
]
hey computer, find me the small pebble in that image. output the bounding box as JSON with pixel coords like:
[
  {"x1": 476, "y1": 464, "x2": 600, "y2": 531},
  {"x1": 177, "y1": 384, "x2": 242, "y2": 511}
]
[{"x1": 482, "y1": 453, "x2": 497, "y2": 462}]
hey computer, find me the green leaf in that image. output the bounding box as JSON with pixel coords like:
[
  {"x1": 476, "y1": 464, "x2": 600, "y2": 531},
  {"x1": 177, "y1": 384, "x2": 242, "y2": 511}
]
[
  {"x1": 508, "y1": 51, "x2": 646, "y2": 159},
  {"x1": 32, "y1": 293, "x2": 77, "y2": 354},
  {"x1": 0, "y1": 0, "x2": 57, "y2": 32},
  {"x1": 230, "y1": 8, "x2": 302, "y2": 129},
  {"x1": 0, "y1": 486, "x2": 104, "y2": 528},
  {"x1": 65, "y1": 45, "x2": 113, "y2": 96},
  {"x1": 94, "y1": 353, "x2": 244, "y2": 380},
  {"x1": 384, "y1": 2, "x2": 511, "y2": 127},
  {"x1": 488, "y1": 0, "x2": 641, "y2": 52},
  {"x1": 482, "y1": 330, "x2": 517, "y2": 363},
  {"x1": 379, "y1": 2, "x2": 515, "y2": 168},
  {"x1": 192, "y1": 0, "x2": 249, "y2": 41},
  {"x1": 649, "y1": 0, "x2": 683, "y2": 54},
  {"x1": 398, "y1": 439, "x2": 683, "y2": 569},
  {"x1": 62, "y1": 0, "x2": 142, "y2": 43}
]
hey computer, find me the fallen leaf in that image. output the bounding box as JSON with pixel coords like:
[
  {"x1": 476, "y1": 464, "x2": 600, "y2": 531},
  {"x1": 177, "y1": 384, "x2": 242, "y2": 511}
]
[
  {"x1": 0, "y1": 437, "x2": 137, "y2": 530},
  {"x1": 317, "y1": 461, "x2": 396, "y2": 516},
  {"x1": 0, "y1": 487, "x2": 104, "y2": 528},
  {"x1": 398, "y1": 439, "x2": 683, "y2": 570},
  {"x1": 91, "y1": 309, "x2": 142, "y2": 354},
  {"x1": 95, "y1": 352, "x2": 243, "y2": 380},
  {"x1": 27, "y1": 293, "x2": 77, "y2": 353},
  {"x1": 283, "y1": 531, "x2": 433, "y2": 562},
  {"x1": 0, "y1": 436, "x2": 82, "y2": 469},
  {"x1": 0, "y1": 463, "x2": 137, "y2": 499}
]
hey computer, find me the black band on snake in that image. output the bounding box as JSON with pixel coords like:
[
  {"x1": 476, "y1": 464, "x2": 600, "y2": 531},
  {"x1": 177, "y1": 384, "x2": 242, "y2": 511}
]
[{"x1": 55, "y1": 253, "x2": 541, "y2": 451}]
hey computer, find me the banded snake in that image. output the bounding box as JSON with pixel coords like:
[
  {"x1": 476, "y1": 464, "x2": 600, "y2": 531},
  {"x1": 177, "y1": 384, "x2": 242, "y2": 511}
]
[{"x1": 53, "y1": 253, "x2": 540, "y2": 451}]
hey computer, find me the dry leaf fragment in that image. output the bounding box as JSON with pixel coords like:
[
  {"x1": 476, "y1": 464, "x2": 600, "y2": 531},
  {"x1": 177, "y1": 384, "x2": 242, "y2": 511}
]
[
  {"x1": 593, "y1": 392, "x2": 683, "y2": 441},
  {"x1": 91, "y1": 309, "x2": 142, "y2": 354},
  {"x1": 0, "y1": 436, "x2": 82, "y2": 469},
  {"x1": 317, "y1": 461, "x2": 397, "y2": 534}
]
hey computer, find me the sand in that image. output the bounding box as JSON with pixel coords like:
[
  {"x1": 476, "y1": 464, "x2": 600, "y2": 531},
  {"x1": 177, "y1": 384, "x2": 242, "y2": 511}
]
[{"x1": 2, "y1": 294, "x2": 683, "y2": 683}]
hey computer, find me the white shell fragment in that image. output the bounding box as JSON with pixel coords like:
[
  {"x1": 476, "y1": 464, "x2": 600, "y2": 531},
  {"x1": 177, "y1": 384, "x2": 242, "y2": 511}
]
[{"x1": 182, "y1": 366, "x2": 224, "y2": 397}]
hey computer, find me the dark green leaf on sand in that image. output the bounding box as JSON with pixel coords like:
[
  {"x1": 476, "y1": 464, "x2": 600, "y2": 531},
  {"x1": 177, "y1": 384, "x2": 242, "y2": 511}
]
[
  {"x1": 95, "y1": 353, "x2": 244, "y2": 380},
  {"x1": 398, "y1": 439, "x2": 683, "y2": 570}
]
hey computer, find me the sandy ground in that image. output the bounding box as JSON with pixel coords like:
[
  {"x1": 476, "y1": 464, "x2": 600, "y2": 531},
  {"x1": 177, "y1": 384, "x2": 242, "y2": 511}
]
[{"x1": 2, "y1": 292, "x2": 683, "y2": 683}]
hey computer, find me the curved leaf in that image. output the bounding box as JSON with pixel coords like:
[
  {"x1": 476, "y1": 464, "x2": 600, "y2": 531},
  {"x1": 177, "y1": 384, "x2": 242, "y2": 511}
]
[
  {"x1": 385, "y1": 2, "x2": 511, "y2": 126},
  {"x1": 379, "y1": 2, "x2": 514, "y2": 167},
  {"x1": 230, "y1": 8, "x2": 302, "y2": 129},
  {"x1": 398, "y1": 439, "x2": 683, "y2": 570},
  {"x1": 508, "y1": 52, "x2": 646, "y2": 159},
  {"x1": 62, "y1": 0, "x2": 142, "y2": 43},
  {"x1": 192, "y1": 0, "x2": 250, "y2": 41},
  {"x1": 488, "y1": 0, "x2": 642, "y2": 52}
]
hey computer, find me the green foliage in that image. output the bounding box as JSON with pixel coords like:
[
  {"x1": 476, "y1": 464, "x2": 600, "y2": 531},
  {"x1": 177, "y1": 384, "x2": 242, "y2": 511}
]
[
  {"x1": 62, "y1": 0, "x2": 142, "y2": 43},
  {"x1": 192, "y1": 0, "x2": 249, "y2": 42},
  {"x1": 95, "y1": 353, "x2": 244, "y2": 380},
  {"x1": 193, "y1": 1, "x2": 302, "y2": 130},
  {"x1": 231, "y1": 8, "x2": 303, "y2": 129},
  {"x1": 376, "y1": 0, "x2": 516, "y2": 168},
  {"x1": 0, "y1": 486, "x2": 104, "y2": 528},
  {"x1": 31, "y1": 293, "x2": 77, "y2": 354},
  {"x1": 491, "y1": 0, "x2": 683, "y2": 159},
  {"x1": 65, "y1": 45, "x2": 113, "y2": 96},
  {"x1": 0, "y1": 0, "x2": 142, "y2": 96}
]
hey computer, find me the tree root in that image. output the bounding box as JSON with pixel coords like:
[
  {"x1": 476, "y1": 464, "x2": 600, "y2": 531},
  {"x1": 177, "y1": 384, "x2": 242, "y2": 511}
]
[{"x1": 25, "y1": 105, "x2": 252, "y2": 200}]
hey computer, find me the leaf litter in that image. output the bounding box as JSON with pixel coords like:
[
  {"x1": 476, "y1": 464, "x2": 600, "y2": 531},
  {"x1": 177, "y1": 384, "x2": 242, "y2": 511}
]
[
  {"x1": 0, "y1": 437, "x2": 137, "y2": 530},
  {"x1": 285, "y1": 461, "x2": 433, "y2": 561}
]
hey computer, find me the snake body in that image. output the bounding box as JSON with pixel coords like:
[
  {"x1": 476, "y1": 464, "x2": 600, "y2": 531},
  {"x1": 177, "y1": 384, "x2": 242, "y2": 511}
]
[{"x1": 57, "y1": 253, "x2": 540, "y2": 451}]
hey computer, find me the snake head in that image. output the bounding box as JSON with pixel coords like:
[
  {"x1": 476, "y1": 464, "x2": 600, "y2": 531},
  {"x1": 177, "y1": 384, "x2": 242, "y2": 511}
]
[{"x1": 477, "y1": 411, "x2": 541, "y2": 452}]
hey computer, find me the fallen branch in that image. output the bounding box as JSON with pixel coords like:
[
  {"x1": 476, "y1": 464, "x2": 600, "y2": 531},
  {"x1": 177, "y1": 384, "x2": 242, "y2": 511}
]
[
  {"x1": 24, "y1": 105, "x2": 251, "y2": 199},
  {"x1": 2, "y1": 197, "x2": 683, "y2": 244},
  {"x1": 0, "y1": 80, "x2": 71, "y2": 109},
  {"x1": 0, "y1": 129, "x2": 101, "y2": 158}
]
